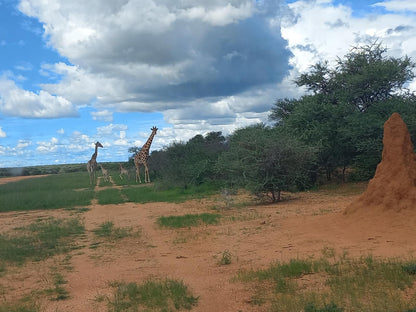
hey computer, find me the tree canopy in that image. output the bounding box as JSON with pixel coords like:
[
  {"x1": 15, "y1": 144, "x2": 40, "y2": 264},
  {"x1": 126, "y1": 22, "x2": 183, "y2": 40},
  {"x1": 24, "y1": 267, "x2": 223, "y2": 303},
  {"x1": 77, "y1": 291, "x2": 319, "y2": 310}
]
[
  {"x1": 127, "y1": 42, "x2": 416, "y2": 201},
  {"x1": 270, "y1": 42, "x2": 416, "y2": 179}
]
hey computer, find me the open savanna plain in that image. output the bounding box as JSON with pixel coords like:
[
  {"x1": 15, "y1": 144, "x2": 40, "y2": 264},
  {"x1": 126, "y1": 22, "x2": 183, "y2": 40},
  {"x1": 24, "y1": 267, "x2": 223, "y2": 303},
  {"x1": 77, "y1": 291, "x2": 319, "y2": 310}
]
[{"x1": 2, "y1": 171, "x2": 416, "y2": 312}]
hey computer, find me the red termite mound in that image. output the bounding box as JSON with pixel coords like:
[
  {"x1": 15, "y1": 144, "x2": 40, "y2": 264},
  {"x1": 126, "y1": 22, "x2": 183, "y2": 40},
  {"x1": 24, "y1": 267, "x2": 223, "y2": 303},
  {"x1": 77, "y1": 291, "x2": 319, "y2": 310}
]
[{"x1": 344, "y1": 113, "x2": 416, "y2": 214}]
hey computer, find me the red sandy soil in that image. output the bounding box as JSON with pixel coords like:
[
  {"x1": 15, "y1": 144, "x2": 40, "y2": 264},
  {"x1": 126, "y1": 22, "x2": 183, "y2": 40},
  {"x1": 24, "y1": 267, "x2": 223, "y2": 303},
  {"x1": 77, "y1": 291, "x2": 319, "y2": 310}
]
[
  {"x1": 0, "y1": 175, "x2": 48, "y2": 185},
  {"x1": 2, "y1": 176, "x2": 416, "y2": 312}
]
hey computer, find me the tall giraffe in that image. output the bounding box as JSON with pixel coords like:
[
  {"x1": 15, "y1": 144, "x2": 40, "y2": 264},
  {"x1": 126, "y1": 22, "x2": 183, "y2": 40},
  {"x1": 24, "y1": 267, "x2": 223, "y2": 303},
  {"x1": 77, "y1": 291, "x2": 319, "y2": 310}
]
[
  {"x1": 134, "y1": 126, "x2": 158, "y2": 183},
  {"x1": 87, "y1": 141, "x2": 103, "y2": 184}
]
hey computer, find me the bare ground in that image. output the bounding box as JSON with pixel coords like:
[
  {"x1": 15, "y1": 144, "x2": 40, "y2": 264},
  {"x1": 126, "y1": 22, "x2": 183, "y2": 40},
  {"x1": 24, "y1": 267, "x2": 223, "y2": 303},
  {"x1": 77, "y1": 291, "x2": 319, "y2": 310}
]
[{"x1": 1, "y1": 177, "x2": 416, "y2": 311}]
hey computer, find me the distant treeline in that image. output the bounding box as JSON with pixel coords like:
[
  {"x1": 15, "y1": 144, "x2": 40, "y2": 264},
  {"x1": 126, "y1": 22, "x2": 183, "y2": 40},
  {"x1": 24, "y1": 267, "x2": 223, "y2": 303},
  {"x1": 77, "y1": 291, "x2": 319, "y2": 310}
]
[
  {"x1": 0, "y1": 163, "x2": 87, "y2": 177},
  {"x1": 0, "y1": 162, "x2": 129, "y2": 178}
]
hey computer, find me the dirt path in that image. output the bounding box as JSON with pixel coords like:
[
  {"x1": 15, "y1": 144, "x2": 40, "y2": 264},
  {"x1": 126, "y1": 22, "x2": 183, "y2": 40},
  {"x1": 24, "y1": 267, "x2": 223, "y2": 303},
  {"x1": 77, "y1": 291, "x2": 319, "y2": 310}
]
[{"x1": 2, "y1": 177, "x2": 416, "y2": 311}]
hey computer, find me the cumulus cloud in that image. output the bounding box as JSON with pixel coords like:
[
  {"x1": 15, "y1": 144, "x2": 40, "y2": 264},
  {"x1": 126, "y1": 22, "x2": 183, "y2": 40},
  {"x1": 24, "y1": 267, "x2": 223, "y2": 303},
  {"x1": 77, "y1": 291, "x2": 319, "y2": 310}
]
[
  {"x1": 373, "y1": 0, "x2": 416, "y2": 12},
  {"x1": 91, "y1": 109, "x2": 113, "y2": 122},
  {"x1": 281, "y1": 0, "x2": 416, "y2": 93},
  {"x1": 17, "y1": 0, "x2": 291, "y2": 119},
  {"x1": 0, "y1": 127, "x2": 6, "y2": 138},
  {"x1": 0, "y1": 75, "x2": 78, "y2": 118},
  {"x1": 36, "y1": 137, "x2": 59, "y2": 153}
]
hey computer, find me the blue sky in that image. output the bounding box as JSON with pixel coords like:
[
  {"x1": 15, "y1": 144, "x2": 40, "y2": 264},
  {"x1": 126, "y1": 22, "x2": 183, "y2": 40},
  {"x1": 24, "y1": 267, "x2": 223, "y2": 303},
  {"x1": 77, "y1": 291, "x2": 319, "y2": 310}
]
[{"x1": 0, "y1": 0, "x2": 415, "y2": 168}]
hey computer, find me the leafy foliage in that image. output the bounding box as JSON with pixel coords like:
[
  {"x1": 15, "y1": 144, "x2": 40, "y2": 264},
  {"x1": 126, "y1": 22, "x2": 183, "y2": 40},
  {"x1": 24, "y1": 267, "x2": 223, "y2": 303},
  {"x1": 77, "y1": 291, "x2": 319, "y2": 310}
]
[
  {"x1": 270, "y1": 42, "x2": 416, "y2": 180},
  {"x1": 150, "y1": 131, "x2": 227, "y2": 188},
  {"x1": 217, "y1": 124, "x2": 317, "y2": 201}
]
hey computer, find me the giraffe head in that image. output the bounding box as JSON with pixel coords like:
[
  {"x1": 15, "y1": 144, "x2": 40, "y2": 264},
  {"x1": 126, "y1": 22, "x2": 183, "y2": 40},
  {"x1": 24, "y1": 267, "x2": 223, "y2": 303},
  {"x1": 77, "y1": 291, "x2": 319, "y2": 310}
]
[
  {"x1": 151, "y1": 126, "x2": 158, "y2": 134},
  {"x1": 96, "y1": 141, "x2": 103, "y2": 148}
]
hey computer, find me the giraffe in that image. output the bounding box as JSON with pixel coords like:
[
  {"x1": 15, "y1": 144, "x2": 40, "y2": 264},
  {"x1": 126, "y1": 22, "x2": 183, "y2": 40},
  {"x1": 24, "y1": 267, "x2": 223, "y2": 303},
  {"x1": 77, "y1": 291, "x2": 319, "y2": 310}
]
[
  {"x1": 100, "y1": 164, "x2": 110, "y2": 182},
  {"x1": 134, "y1": 126, "x2": 158, "y2": 183},
  {"x1": 87, "y1": 141, "x2": 103, "y2": 184},
  {"x1": 119, "y1": 163, "x2": 129, "y2": 180}
]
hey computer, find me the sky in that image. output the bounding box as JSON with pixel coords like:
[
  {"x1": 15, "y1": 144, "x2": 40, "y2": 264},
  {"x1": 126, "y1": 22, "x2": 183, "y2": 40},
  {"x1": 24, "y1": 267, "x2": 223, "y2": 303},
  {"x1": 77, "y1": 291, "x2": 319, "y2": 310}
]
[{"x1": 0, "y1": 0, "x2": 415, "y2": 168}]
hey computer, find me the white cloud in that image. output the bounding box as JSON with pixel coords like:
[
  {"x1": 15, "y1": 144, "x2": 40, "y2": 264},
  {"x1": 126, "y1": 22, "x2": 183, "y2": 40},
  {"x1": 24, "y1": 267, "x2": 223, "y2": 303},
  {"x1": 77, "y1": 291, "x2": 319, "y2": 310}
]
[
  {"x1": 281, "y1": 0, "x2": 416, "y2": 94},
  {"x1": 0, "y1": 75, "x2": 77, "y2": 118},
  {"x1": 16, "y1": 140, "x2": 31, "y2": 149},
  {"x1": 180, "y1": 2, "x2": 253, "y2": 26},
  {"x1": 97, "y1": 124, "x2": 128, "y2": 136},
  {"x1": 0, "y1": 127, "x2": 6, "y2": 138},
  {"x1": 36, "y1": 137, "x2": 59, "y2": 153},
  {"x1": 91, "y1": 110, "x2": 113, "y2": 122},
  {"x1": 16, "y1": 0, "x2": 291, "y2": 121},
  {"x1": 114, "y1": 130, "x2": 128, "y2": 146},
  {"x1": 57, "y1": 128, "x2": 65, "y2": 134},
  {"x1": 373, "y1": 1, "x2": 416, "y2": 12}
]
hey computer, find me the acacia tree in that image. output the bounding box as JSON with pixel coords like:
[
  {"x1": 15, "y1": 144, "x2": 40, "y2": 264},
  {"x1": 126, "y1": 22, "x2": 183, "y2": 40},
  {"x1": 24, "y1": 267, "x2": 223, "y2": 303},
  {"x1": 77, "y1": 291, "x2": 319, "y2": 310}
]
[
  {"x1": 270, "y1": 42, "x2": 416, "y2": 180},
  {"x1": 216, "y1": 124, "x2": 317, "y2": 202}
]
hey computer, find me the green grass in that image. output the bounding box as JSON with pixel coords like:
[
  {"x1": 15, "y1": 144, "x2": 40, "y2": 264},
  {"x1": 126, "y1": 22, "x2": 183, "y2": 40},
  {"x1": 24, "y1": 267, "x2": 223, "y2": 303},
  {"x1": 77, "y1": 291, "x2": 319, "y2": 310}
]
[
  {"x1": 0, "y1": 171, "x2": 220, "y2": 211},
  {"x1": 235, "y1": 254, "x2": 416, "y2": 312},
  {"x1": 122, "y1": 184, "x2": 217, "y2": 204},
  {"x1": 96, "y1": 188, "x2": 125, "y2": 205},
  {"x1": 0, "y1": 172, "x2": 94, "y2": 212},
  {"x1": 108, "y1": 278, "x2": 198, "y2": 312},
  {"x1": 0, "y1": 217, "x2": 85, "y2": 265},
  {"x1": 157, "y1": 213, "x2": 221, "y2": 228},
  {"x1": 92, "y1": 221, "x2": 133, "y2": 240},
  {"x1": 44, "y1": 273, "x2": 70, "y2": 301}
]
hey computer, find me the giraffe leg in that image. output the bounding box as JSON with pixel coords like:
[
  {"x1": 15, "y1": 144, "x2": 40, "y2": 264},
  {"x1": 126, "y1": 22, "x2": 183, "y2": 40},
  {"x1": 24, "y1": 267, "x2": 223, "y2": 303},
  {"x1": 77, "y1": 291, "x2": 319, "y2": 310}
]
[
  {"x1": 87, "y1": 162, "x2": 93, "y2": 184},
  {"x1": 135, "y1": 165, "x2": 142, "y2": 183},
  {"x1": 144, "y1": 164, "x2": 150, "y2": 183}
]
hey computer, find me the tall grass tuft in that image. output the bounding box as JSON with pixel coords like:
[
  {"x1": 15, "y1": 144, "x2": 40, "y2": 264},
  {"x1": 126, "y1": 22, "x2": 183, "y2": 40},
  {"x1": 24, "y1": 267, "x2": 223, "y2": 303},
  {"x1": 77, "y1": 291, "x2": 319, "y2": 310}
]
[
  {"x1": 92, "y1": 221, "x2": 133, "y2": 240},
  {"x1": 108, "y1": 278, "x2": 198, "y2": 311}
]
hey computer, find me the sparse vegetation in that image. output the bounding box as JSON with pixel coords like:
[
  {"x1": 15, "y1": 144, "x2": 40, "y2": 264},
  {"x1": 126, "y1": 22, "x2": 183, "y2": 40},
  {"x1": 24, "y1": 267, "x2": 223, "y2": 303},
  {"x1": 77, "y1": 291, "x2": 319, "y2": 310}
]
[
  {"x1": 47, "y1": 272, "x2": 70, "y2": 301},
  {"x1": 157, "y1": 213, "x2": 221, "y2": 228},
  {"x1": 235, "y1": 253, "x2": 416, "y2": 311},
  {"x1": 0, "y1": 303, "x2": 40, "y2": 312},
  {"x1": 92, "y1": 221, "x2": 134, "y2": 240},
  {"x1": 107, "y1": 278, "x2": 198, "y2": 312},
  {"x1": 218, "y1": 250, "x2": 232, "y2": 265},
  {"x1": 0, "y1": 217, "x2": 85, "y2": 265}
]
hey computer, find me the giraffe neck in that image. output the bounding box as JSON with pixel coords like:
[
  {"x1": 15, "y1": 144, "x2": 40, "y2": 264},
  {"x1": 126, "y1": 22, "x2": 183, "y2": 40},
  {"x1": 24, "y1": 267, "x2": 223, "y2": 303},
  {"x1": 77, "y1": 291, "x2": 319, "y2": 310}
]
[
  {"x1": 141, "y1": 131, "x2": 156, "y2": 154},
  {"x1": 93, "y1": 145, "x2": 99, "y2": 159}
]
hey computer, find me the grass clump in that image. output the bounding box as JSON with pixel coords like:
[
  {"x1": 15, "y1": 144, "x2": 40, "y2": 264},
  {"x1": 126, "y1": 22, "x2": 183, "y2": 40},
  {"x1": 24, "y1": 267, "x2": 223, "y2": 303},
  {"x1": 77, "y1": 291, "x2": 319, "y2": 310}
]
[
  {"x1": 236, "y1": 255, "x2": 416, "y2": 312},
  {"x1": 0, "y1": 217, "x2": 85, "y2": 265},
  {"x1": 157, "y1": 213, "x2": 221, "y2": 229},
  {"x1": 92, "y1": 221, "x2": 133, "y2": 240},
  {"x1": 305, "y1": 302, "x2": 344, "y2": 312},
  {"x1": 218, "y1": 250, "x2": 232, "y2": 265},
  {"x1": 45, "y1": 273, "x2": 70, "y2": 301},
  {"x1": 108, "y1": 278, "x2": 198, "y2": 311}
]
